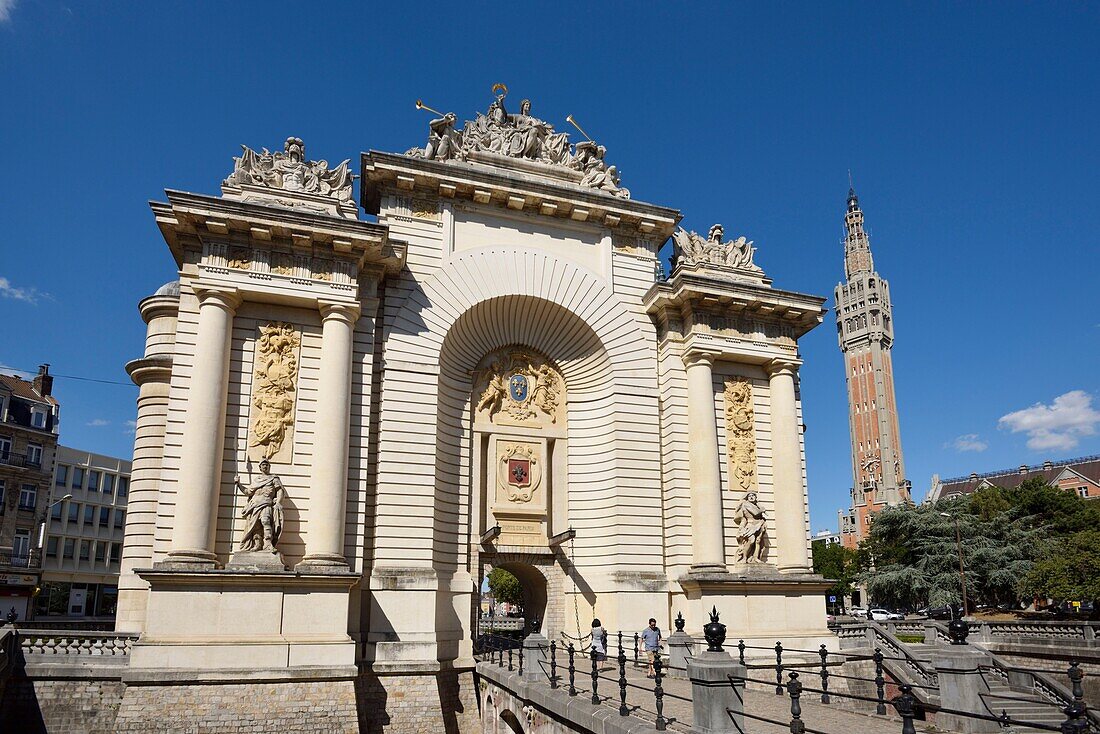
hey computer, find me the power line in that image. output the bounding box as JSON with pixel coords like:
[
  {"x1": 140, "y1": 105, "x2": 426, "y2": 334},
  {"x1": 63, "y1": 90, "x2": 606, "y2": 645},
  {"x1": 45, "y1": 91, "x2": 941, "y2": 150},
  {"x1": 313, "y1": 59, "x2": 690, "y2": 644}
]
[{"x1": 1, "y1": 367, "x2": 135, "y2": 388}]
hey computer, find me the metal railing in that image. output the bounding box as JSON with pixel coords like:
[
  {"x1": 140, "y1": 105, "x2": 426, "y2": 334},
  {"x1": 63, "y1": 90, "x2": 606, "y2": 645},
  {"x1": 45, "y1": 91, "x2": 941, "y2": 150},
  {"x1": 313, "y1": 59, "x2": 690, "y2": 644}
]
[
  {"x1": 0, "y1": 548, "x2": 41, "y2": 569},
  {"x1": 475, "y1": 615, "x2": 1094, "y2": 734},
  {"x1": 0, "y1": 450, "x2": 43, "y2": 469}
]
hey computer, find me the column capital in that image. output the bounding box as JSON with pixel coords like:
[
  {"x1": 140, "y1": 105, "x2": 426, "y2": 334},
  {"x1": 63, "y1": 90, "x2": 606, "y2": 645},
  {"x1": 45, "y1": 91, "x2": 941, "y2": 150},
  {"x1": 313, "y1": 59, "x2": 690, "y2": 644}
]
[
  {"x1": 682, "y1": 349, "x2": 718, "y2": 369},
  {"x1": 765, "y1": 358, "x2": 800, "y2": 377},
  {"x1": 318, "y1": 299, "x2": 361, "y2": 324},
  {"x1": 193, "y1": 285, "x2": 242, "y2": 312}
]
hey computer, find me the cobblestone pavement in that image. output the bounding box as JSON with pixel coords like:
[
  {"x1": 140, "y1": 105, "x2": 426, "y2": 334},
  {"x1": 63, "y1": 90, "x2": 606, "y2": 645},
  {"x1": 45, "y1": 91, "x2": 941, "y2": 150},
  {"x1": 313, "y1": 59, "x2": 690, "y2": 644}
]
[{"x1": 559, "y1": 661, "x2": 942, "y2": 734}]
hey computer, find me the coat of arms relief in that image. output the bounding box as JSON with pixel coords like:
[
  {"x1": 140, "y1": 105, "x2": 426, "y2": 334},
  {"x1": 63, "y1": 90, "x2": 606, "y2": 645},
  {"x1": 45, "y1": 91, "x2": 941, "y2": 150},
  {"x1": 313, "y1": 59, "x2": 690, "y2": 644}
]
[
  {"x1": 248, "y1": 322, "x2": 301, "y2": 462},
  {"x1": 474, "y1": 350, "x2": 564, "y2": 427},
  {"x1": 724, "y1": 377, "x2": 758, "y2": 493}
]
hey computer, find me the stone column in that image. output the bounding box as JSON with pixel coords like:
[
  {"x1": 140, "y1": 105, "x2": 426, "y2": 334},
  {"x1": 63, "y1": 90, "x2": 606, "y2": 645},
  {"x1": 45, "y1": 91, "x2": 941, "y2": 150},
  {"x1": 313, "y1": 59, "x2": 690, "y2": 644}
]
[
  {"x1": 118, "y1": 291, "x2": 178, "y2": 630},
  {"x1": 684, "y1": 351, "x2": 725, "y2": 571},
  {"x1": 767, "y1": 359, "x2": 811, "y2": 572},
  {"x1": 299, "y1": 301, "x2": 360, "y2": 569},
  {"x1": 165, "y1": 286, "x2": 241, "y2": 568}
]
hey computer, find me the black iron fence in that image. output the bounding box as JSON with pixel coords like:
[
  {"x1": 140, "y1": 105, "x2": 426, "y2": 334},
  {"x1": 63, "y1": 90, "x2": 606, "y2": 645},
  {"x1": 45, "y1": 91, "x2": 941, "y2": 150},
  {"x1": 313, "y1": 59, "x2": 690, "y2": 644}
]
[{"x1": 474, "y1": 616, "x2": 1094, "y2": 734}]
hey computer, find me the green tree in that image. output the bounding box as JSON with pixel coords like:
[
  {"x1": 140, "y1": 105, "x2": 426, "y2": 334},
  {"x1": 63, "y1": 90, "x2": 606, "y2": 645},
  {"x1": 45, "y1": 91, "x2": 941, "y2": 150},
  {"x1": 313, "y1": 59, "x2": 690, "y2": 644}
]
[
  {"x1": 1020, "y1": 530, "x2": 1100, "y2": 603},
  {"x1": 812, "y1": 542, "x2": 859, "y2": 608},
  {"x1": 857, "y1": 496, "x2": 1041, "y2": 611},
  {"x1": 487, "y1": 568, "x2": 524, "y2": 607}
]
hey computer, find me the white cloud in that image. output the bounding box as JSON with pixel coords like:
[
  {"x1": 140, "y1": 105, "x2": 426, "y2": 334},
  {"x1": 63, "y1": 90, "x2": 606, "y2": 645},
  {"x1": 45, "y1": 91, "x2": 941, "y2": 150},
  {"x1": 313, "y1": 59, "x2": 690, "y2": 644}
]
[
  {"x1": 124, "y1": 420, "x2": 137, "y2": 435},
  {"x1": 947, "y1": 434, "x2": 988, "y2": 453},
  {"x1": 87, "y1": 419, "x2": 110, "y2": 427},
  {"x1": 0, "y1": 1, "x2": 15, "y2": 23},
  {"x1": 0, "y1": 275, "x2": 47, "y2": 304},
  {"x1": 998, "y1": 390, "x2": 1100, "y2": 452}
]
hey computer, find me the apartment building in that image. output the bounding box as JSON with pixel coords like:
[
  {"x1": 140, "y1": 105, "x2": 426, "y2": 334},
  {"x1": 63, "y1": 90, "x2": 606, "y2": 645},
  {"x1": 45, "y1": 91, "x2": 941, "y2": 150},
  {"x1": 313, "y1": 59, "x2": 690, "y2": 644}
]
[
  {"x1": 0, "y1": 366, "x2": 60, "y2": 621},
  {"x1": 37, "y1": 446, "x2": 130, "y2": 617}
]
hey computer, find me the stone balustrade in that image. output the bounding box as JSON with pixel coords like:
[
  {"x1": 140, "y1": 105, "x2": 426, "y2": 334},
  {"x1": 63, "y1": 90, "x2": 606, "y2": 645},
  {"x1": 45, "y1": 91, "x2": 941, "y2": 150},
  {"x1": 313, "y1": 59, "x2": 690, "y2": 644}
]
[{"x1": 19, "y1": 632, "x2": 138, "y2": 658}]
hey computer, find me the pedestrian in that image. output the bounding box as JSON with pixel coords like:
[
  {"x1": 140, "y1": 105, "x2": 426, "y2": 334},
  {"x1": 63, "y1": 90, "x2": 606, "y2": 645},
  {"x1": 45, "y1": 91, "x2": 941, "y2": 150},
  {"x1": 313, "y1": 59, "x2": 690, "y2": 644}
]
[
  {"x1": 590, "y1": 618, "x2": 608, "y2": 666},
  {"x1": 640, "y1": 617, "x2": 662, "y2": 677}
]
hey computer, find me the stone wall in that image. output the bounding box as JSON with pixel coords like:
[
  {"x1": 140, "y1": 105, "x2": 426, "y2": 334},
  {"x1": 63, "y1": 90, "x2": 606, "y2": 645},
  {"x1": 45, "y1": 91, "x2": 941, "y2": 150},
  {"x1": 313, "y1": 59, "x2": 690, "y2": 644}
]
[
  {"x1": 357, "y1": 669, "x2": 480, "y2": 734},
  {"x1": 0, "y1": 675, "x2": 125, "y2": 734},
  {"x1": 112, "y1": 680, "x2": 358, "y2": 733},
  {"x1": 1, "y1": 659, "x2": 486, "y2": 734}
]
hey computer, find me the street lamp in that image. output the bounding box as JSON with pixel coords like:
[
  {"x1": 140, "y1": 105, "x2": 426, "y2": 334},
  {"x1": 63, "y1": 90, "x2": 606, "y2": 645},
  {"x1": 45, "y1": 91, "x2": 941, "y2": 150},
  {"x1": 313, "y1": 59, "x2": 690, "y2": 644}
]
[
  {"x1": 36, "y1": 494, "x2": 73, "y2": 549},
  {"x1": 940, "y1": 511, "x2": 968, "y2": 618}
]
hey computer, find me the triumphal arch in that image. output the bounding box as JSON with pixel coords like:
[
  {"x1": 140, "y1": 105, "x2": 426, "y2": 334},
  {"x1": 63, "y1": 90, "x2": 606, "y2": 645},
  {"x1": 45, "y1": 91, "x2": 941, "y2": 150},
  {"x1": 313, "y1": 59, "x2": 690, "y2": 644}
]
[{"x1": 117, "y1": 88, "x2": 831, "y2": 732}]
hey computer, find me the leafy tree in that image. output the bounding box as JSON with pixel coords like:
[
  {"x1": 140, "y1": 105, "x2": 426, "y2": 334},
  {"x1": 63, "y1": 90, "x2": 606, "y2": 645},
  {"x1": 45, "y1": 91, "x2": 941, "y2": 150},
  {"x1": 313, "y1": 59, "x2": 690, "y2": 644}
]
[
  {"x1": 487, "y1": 568, "x2": 524, "y2": 607},
  {"x1": 1020, "y1": 530, "x2": 1100, "y2": 603},
  {"x1": 857, "y1": 496, "x2": 1040, "y2": 610},
  {"x1": 812, "y1": 542, "x2": 859, "y2": 608}
]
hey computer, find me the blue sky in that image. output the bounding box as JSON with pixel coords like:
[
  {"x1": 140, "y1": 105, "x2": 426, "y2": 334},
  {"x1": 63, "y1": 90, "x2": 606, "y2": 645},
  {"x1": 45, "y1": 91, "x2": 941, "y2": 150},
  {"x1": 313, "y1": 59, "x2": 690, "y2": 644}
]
[{"x1": 1, "y1": 2, "x2": 1097, "y2": 533}]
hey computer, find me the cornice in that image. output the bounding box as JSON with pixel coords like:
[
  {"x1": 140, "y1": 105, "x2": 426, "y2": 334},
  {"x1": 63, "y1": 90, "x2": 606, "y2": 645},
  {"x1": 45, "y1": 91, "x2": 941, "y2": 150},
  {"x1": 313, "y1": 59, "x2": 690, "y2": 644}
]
[
  {"x1": 150, "y1": 190, "x2": 406, "y2": 275},
  {"x1": 361, "y1": 150, "x2": 681, "y2": 241}
]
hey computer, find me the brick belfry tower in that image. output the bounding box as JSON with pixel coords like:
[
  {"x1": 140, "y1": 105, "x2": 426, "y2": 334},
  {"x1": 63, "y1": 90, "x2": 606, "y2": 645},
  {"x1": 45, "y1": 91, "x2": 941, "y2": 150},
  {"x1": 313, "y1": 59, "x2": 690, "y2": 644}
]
[{"x1": 835, "y1": 187, "x2": 910, "y2": 550}]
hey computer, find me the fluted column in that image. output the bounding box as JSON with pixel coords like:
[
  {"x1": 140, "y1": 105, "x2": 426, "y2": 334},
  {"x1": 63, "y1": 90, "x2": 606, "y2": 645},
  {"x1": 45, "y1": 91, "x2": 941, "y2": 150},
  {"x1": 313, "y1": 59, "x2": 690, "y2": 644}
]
[
  {"x1": 684, "y1": 350, "x2": 725, "y2": 571},
  {"x1": 299, "y1": 300, "x2": 360, "y2": 569},
  {"x1": 165, "y1": 287, "x2": 241, "y2": 567},
  {"x1": 767, "y1": 359, "x2": 811, "y2": 572}
]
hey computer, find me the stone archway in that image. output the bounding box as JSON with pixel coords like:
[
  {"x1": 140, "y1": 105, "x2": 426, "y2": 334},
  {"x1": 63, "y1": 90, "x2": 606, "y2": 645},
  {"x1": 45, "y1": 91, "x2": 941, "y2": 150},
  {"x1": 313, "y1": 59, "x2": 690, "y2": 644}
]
[{"x1": 483, "y1": 560, "x2": 549, "y2": 635}]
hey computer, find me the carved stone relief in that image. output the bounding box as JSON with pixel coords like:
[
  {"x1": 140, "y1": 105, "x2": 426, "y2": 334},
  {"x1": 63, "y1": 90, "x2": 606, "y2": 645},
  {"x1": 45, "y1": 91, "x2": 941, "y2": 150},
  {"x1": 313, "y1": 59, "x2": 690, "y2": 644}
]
[
  {"x1": 474, "y1": 349, "x2": 564, "y2": 427},
  {"x1": 496, "y1": 442, "x2": 543, "y2": 504},
  {"x1": 724, "y1": 377, "x2": 758, "y2": 493},
  {"x1": 247, "y1": 322, "x2": 301, "y2": 462},
  {"x1": 227, "y1": 248, "x2": 251, "y2": 270}
]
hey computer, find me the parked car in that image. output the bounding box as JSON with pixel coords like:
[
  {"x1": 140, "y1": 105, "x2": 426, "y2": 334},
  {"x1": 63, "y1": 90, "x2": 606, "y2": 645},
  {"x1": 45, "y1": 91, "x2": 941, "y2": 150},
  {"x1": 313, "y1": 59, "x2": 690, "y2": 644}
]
[
  {"x1": 925, "y1": 604, "x2": 961, "y2": 620},
  {"x1": 869, "y1": 608, "x2": 891, "y2": 621},
  {"x1": 887, "y1": 611, "x2": 905, "y2": 621}
]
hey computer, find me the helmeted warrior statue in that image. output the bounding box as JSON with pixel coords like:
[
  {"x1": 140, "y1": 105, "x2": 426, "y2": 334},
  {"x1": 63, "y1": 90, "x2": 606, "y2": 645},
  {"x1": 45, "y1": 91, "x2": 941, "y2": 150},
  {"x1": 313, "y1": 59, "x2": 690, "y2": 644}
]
[{"x1": 234, "y1": 459, "x2": 285, "y2": 553}]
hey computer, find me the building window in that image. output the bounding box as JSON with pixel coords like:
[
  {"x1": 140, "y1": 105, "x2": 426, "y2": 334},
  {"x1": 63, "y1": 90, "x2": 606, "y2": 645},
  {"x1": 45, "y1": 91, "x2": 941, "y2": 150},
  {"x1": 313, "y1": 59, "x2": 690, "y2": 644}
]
[
  {"x1": 63, "y1": 538, "x2": 75, "y2": 559},
  {"x1": 114, "y1": 509, "x2": 125, "y2": 528},
  {"x1": 19, "y1": 484, "x2": 37, "y2": 511},
  {"x1": 56, "y1": 464, "x2": 68, "y2": 486},
  {"x1": 87, "y1": 470, "x2": 100, "y2": 492},
  {"x1": 99, "y1": 507, "x2": 110, "y2": 527},
  {"x1": 84, "y1": 504, "x2": 94, "y2": 525},
  {"x1": 46, "y1": 536, "x2": 59, "y2": 558},
  {"x1": 79, "y1": 540, "x2": 90, "y2": 561},
  {"x1": 13, "y1": 530, "x2": 31, "y2": 565},
  {"x1": 0, "y1": 436, "x2": 11, "y2": 461},
  {"x1": 1078, "y1": 487, "x2": 1089, "y2": 498},
  {"x1": 94, "y1": 543, "x2": 106, "y2": 563},
  {"x1": 31, "y1": 409, "x2": 46, "y2": 429},
  {"x1": 27, "y1": 443, "x2": 43, "y2": 467},
  {"x1": 67, "y1": 501, "x2": 78, "y2": 523},
  {"x1": 71, "y1": 467, "x2": 84, "y2": 489},
  {"x1": 110, "y1": 542, "x2": 122, "y2": 565},
  {"x1": 0, "y1": 480, "x2": 5, "y2": 511},
  {"x1": 117, "y1": 477, "x2": 128, "y2": 498},
  {"x1": 50, "y1": 501, "x2": 62, "y2": 520},
  {"x1": 103, "y1": 474, "x2": 114, "y2": 495}
]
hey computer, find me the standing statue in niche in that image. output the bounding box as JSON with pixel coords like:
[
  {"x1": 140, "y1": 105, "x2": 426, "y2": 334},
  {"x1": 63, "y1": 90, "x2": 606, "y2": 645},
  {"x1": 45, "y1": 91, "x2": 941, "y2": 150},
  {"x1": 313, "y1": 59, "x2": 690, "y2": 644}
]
[
  {"x1": 234, "y1": 459, "x2": 285, "y2": 553},
  {"x1": 733, "y1": 491, "x2": 767, "y2": 564}
]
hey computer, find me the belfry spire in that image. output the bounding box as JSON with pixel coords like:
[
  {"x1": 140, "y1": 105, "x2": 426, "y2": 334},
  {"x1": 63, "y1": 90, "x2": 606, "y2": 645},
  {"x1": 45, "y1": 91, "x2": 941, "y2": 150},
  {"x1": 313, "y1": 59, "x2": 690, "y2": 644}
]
[
  {"x1": 843, "y1": 185, "x2": 873, "y2": 279},
  {"x1": 834, "y1": 186, "x2": 909, "y2": 550}
]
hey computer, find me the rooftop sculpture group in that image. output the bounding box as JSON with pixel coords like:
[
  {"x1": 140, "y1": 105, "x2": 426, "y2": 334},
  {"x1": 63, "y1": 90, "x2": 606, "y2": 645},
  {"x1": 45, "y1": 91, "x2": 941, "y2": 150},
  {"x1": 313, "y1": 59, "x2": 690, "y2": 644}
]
[
  {"x1": 224, "y1": 136, "x2": 355, "y2": 204},
  {"x1": 673, "y1": 223, "x2": 761, "y2": 272},
  {"x1": 408, "y1": 84, "x2": 630, "y2": 199}
]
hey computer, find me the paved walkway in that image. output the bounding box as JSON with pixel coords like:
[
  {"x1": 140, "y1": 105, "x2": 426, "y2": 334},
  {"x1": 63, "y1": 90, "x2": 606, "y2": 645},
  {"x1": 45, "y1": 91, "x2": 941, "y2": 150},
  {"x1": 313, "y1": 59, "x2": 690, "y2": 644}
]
[{"x1": 557, "y1": 661, "x2": 938, "y2": 734}]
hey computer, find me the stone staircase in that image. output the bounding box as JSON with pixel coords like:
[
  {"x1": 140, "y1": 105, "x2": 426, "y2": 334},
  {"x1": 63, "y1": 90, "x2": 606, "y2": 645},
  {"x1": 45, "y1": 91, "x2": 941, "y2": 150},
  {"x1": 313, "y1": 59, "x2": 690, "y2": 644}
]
[{"x1": 981, "y1": 681, "x2": 1065, "y2": 733}]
